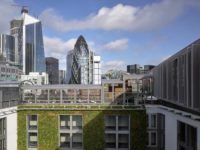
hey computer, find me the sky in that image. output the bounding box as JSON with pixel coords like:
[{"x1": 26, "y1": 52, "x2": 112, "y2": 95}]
[{"x1": 1, "y1": 0, "x2": 200, "y2": 73}]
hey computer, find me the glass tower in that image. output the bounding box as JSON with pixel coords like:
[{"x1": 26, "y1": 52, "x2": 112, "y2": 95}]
[
  {"x1": 0, "y1": 34, "x2": 15, "y2": 64},
  {"x1": 10, "y1": 9, "x2": 46, "y2": 74},
  {"x1": 66, "y1": 35, "x2": 101, "y2": 84}
]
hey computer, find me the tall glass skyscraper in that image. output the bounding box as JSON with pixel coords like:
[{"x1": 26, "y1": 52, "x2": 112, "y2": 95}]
[
  {"x1": 66, "y1": 35, "x2": 101, "y2": 84},
  {"x1": 0, "y1": 34, "x2": 15, "y2": 64},
  {"x1": 10, "y1": 8, "x2": 46, "y2": 74}
]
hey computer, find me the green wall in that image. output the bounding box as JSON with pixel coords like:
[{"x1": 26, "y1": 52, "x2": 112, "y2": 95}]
[{"x1": 18, "y1": 108, "x2": 146, "y2": 150}]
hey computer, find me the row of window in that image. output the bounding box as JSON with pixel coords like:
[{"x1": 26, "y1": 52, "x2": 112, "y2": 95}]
[
  {"x1": 0, "y1": 118, "x2": 6, "y2": 150},
  {"x1": 27, "y1": 115, "x2": 130, "y2": 150}
]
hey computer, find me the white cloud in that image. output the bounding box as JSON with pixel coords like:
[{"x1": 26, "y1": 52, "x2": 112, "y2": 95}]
[
  {"x1": 43, "y1": 36, "x2": 77, "y2": 70},
  {"x1": 101, "y1": 60, "x2": 126, "y2": 73},
  {"x1": 0, "y1": 0, "x2": 21, "y2": 33},
  {"x1": 39, "y1": 0, "x2": 200, "y2": 32},
  {"x1": 104, "y1": 39, "x2": 128, "y2": 51}
]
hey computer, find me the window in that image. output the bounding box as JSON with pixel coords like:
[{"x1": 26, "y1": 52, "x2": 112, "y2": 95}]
[
  {"x1": 150, "y1": 132, "x2": 157, "y2": 146},
  {"x1": 148, "y1": 114, "x2": 157, "y2": 128},
  {"x1": 28, "y1": 133, "x2": 38, "y2": 148},
  {"x1": 28, "y1": 115, "x2": 37, "y2": 130},
  {"x1": 177, "y1": 121, "x2": 197, "y2": 150},
  {"x1": 0, "y1": 118, "x2": 6, "y2": 150},
  {"x1": 27, "y1": 115, "x2": 38, "y2": 149},
  {"x1": 105, "y1": 115, "x2": 130, "y2": 150},
  {"x1": 59, "y1": 115, "x2": 83, "y2": 149},
  {"x1": 105, "y1": 116, "x2": 116, "y2": 131}
]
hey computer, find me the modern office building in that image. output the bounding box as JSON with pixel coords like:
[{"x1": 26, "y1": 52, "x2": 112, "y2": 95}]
[
  {"x1": 46, "y1": 57, "x2": 59, "y2": 84},
  {"x1": 127, "y1": 64, "x2": 141, "y2": 74},
  {"x1": 0, "y1": 34, "x2": 15, "y2": 65},
  {"x1": 10, "y1": 8, "x2": 46, "y2": 75},
  {"x1": 66, "y1": 35, "x2": 101, "y2": 85},
  {"x1": 59, "y1": 70, "x2": 66, "y2": 84},
  {"x1": 10, "y1": 19, "x2": 23, "y2": 69}
]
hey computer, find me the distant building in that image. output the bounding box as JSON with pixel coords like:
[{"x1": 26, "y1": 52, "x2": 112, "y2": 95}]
[
  {"x1": 10, "y1": 8, "x2": 46, "y2": 74},
  {"x1": 59, "y1": 70, "x2": 66, "y2": 84},
  {"x1": 127, "y1": 64, "x2": 141, "y2": 74},
  {"x1": 144, "y1": 65, "x2": 155, "y2": 73},
  {"x1": 46, "y1": 57, "x2": 59, "y2": 84},
  {"x1": 127, "y1": 64, "x2": 155, "y2": 74},
  {"x1": 0, "y1": 62, "x2": 23, "y2": 81},
  {"x1": 66, "y1": 35, "x2": 101, "y2": 84},
  {"x1": 10, "y1": 19, "x2": 23, "y2": 69},
  {"x1": 0, "y1": 34, "x2": 16, "y2": 65},
  {"x1": 20, "y1": 72, "x2": 48, "y2": 85}
]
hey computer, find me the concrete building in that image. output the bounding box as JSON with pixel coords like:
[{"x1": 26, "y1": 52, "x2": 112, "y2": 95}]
[
  {"x1": 66, "y1": 35, "x2": 101, "y2": 85},
  {"x1": 20, "y1": 72, "x2": 49, "y2": 85},
  {"x1": 59, "y1": 70, "x2": 66, "y2": 84},
  {"x1": 46, "y1": 57, "x2": 59, "y2": 84}
]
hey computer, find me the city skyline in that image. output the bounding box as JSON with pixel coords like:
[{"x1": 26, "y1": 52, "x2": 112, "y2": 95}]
[{"x1": 1, "y1": 0, "x2": 200, "y2": 73}]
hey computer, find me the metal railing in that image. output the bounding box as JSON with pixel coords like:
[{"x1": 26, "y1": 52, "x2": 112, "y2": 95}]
[{"x1": 0, "y1": 100, "x2": 19, "y2": 109}]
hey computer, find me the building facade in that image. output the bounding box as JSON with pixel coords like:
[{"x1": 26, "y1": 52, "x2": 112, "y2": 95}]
[
  {"x1": 66, "y1": 35, "x2": 101, "y2": 85},
  {"x1": 0, "y1": 62, "x2": 23, "y2": 81},
  {"x1": 153, "y1": 39, "x2": 200, "y2": 112},
  {"x1": 20, "y1": 72, "x2": 49, "y2": 85},
  {"x1": 0, "y1": 34, "x2": 15, "y2": 65},
  {"x1": 46, "y1": 57, "x2": 59, "y2": 84},
  {"x1": 59, "y1": 70, "x2": 66, "y2": 84},
  {"x1": 10, "y1": 8, "x2": 46, "y2": 75}
]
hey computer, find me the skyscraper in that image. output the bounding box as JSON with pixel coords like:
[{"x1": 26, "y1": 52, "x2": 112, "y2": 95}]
[
  {"x1": 10, "y1": 8, "x2": 46, "y2": 74},
  {"x1": 0, "y1": 34, "x2": 15, "y2": 64},
  {"x1": 46, "y1": 57, "x2": 59, "y2": 84},
  {"x1": 10, "y1": 19, "x2": 23, "y2": 68},
  {"x1": 66, "y1": 35, "x2": 101, "y2": 84}
]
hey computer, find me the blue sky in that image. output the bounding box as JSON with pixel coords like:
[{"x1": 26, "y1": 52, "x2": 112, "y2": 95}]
[{"x1": 1, "y1": 0, "x2": 200, "y2": 72}]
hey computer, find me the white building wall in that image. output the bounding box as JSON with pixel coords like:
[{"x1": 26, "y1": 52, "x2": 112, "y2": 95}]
[
  {"x1": 0, "y1": 107, "x2": 17, "y2": 150},
  {"x1": 146, "y1": 105, "x2": 200, "y2": 150}
]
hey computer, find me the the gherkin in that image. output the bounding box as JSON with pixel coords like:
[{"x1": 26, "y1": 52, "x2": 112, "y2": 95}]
[{"x1": 66, "y1": 35, "x2": 101, "y2": 84}]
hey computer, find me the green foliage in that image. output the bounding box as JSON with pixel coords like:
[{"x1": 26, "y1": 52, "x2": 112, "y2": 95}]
[{"x1": 18, "y1": 108, "x2": 146, "y2": 150}]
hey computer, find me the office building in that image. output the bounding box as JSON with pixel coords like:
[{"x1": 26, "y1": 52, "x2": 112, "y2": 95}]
[
  {"x1": 127, "y1": 64, "x2": 141, "y2": 74},
  {"x1": 10, "y1": 19, "x2": 23, "y2": 69},
  {"x1": 0, "y1": 34, "x2": 15, "y2": 65},
  {"x1": 59, "y1": 70, "x2": 66, "y2": 84},
  {"x1": 46, "y1": 57, "x2": 59, "y2": 84},
  {"x1": 66, "y1": 35, "x2": 101, "y2": 85},
  {"x1": 10, "y1": 8, "x2": 46, "y2": 74}
]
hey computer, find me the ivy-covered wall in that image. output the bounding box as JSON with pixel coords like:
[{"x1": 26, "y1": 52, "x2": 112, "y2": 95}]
[{"x1": 18, "y1": 107, "x2": 146, "y2": 150}]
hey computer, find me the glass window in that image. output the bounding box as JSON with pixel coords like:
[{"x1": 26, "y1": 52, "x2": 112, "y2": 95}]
[
  {"x1": 28, "y1": 115, "x2": 37, "y2": 130},
  {"x1": 118, "y1": 116, "x2": 129, "y2": 131},
  {"x1": 60, "y1": 115, "x2": 70, "y2": 130},
  {"x1": 151, "y1": 132, "x2": 157, "y2": 146},
  {"x1": 59, "y1": 115, "x2": 83, "y2": 149},
  {"x1": 28, "y1": 132, "x2": 37, "y2": 148},
  {"x1": 72, "y1": 115, "x2": 82, "y2": 130},
  {"x1": 72, "y1": 133, "x2": 82, "y2": 148},
  {"x1": 105, "y1": 134, "x2": 116, "y2": 148},
  {"x1": 60, "y1": 133, "x2": 70, "y2": 148},
  {"x1": 150, "y1": 114, "x2": 156, "y2": 128},
  {"x1": 105, "y1": 116, "x2": 116, "y2": 131},
  {"x1": 118, "y1": 134, "x2": 129, "y2": 148}
]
